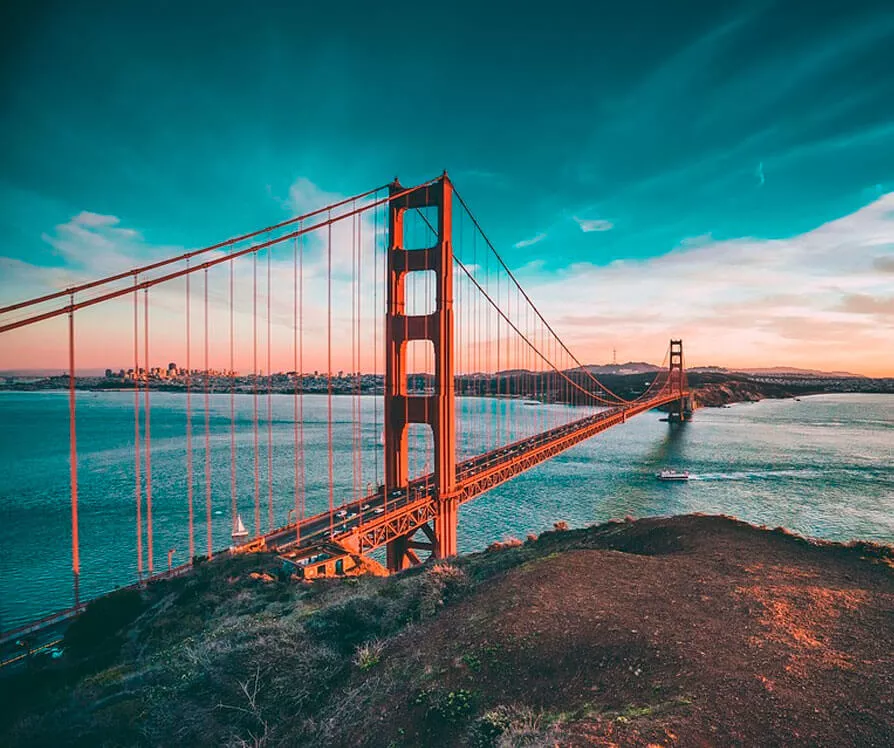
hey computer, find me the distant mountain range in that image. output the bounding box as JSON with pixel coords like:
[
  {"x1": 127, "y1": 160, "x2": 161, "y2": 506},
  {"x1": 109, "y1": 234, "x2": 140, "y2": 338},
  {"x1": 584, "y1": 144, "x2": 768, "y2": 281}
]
[
  {"x1": 0, "y1": 368, "x2": 106, "y2": 377},
  {"x1": 574, "y1": 362, "x2": 662, "y2": 375},
  {"x1": 574, "y1": 363, "x2": 867, "y2": 378},
  {"x1": 727, "y1": 366, "x2": 865, "y2": 378}
]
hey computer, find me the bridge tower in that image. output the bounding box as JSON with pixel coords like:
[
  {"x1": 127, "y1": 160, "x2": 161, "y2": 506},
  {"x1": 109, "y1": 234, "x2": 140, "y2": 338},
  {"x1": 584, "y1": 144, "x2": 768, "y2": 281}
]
[
  {"x1": 384, "y1": 175, "x2": 458, "y2": 570},
  {"x1": 667, "y1": 339, "x2": 691, "y2": 423}
]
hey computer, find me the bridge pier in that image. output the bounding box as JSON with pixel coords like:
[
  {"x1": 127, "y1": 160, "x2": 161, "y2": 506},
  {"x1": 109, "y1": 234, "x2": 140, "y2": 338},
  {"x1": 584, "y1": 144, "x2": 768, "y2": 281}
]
[
  {"x1": 386, "y1": 534, "x2": 412, "y2": 571},
  {"x1": 433, "y1": 493, "x2": 459, "y2": 559},
  {"x1": 384, "y1": 174, "x2": 458, "y2": 572}
]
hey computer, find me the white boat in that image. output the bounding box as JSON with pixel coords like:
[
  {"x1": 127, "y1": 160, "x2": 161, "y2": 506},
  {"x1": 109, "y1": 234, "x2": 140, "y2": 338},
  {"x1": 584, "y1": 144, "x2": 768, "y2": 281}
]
[
  {"x1": 231, "y1": 514, "x2": 249, "y2": 539},
  {"x1": 656, "y1": 469, "x2": 690, "y2": 481}
]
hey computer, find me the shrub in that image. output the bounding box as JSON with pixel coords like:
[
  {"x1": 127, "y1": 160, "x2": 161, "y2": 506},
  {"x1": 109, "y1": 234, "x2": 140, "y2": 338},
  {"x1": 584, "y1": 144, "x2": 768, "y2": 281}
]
[
  {"x1": 64, "y1": 588, "x2": 145, "y2": 661},
  {"x1": 416, "y1": 688, "x2": 477, "y2": 726},
  {"x1": 428, "y1": 563, "x2": 470, "y2": 596},
  {"x1": 553, "y1": 521, "x2": 569, "y2": 531},
  {"x1": 303, "y1": 595, "x2": 389, "y2": 653},
  {"x1": 353, "y1": 639, "x2": 384, "y2": 671},
  {"x1": 487, "y1": 537, "x2": 522, "y2": 552},
  {"x1": 415, "y1": 563, "x2": 471, "y2": 619},
  {"x1": 461, "y1": 652, "x2": 482, "y2": 671},
  {"x1": 471, "y1": 705, "x2": 545, "y2": 747}
]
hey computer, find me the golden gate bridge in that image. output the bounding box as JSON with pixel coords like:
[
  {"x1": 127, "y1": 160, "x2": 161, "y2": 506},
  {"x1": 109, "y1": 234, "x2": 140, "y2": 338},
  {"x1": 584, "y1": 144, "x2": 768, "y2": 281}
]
[{"x1": 0, "y1": 173, "x2": 690, "y2": 638}]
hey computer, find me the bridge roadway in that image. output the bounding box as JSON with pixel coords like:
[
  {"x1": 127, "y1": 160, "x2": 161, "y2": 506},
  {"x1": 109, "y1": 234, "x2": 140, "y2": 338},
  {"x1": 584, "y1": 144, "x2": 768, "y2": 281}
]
[{"x1": 260, "y1": 390, "x2": 685, "y2": 560}]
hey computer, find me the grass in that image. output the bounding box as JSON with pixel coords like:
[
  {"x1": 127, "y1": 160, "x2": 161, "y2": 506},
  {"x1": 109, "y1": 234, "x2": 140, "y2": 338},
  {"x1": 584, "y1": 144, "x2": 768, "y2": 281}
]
[
  {"x1": 3, "y1": 515, "x2": 887, "y2": 746},
  {"x1": 0, "y1": 553, "x2": 488, "y2": 745}
]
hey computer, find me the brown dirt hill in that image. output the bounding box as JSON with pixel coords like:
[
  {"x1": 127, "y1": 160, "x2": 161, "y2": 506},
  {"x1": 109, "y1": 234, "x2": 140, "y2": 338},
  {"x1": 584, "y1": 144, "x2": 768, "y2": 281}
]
[
  {"x1": 360, "y1": 516, "x2": 894, "y2": 747},
  {"x1": 3, "y1": 515, "x2": 892, "y2": 747}
]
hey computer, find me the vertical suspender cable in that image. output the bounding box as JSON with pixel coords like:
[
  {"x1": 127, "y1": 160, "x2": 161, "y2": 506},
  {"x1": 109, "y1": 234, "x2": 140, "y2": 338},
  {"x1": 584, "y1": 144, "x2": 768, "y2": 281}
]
[
  {"x1": 351, "y1": 208, "x2": 357, "y2": 502},
  {"x1": 186, "y1": 262, "x2": 194, "y2": 561},
  {"x1": 133, "y1": 276, "x2": 143, "y2": 579},
  {"x1": 68, "y1": 296, "x2": 80, "y2": 607},
  {"x1": 424, "y1": 190, "x2": 431, "y2": 478},
  {"x1": 230, "y1": 257, "x2": 237, "y2": 538},
  {"x1": 143, "y1": 288, "x2": 154, "y2": 574},
  {"x1": 408, "y1": 215, "x2": 415, "y2": 482},
  {"x1": 357, "y1": 204, "x2": 363, "y2": 500},
  {"x1": 204, "y1": 268, "x2": 212, "y2": 556},
  {"x1": 299, "y1": 228, "x2": 305, "y2": 528},
  {"x1": 293, "y1": 235, "x2": 300, "y2": 542},
  {"x1": 373, "y1": 196, "x2": 380, "y2": 490},
  {"x1": 327, "y1": 215, "x2": 334, "y2": 535},
  {"x1": 252, "y1": 252, "x2": 260, "y2": 537},
  {"x1": 267, "y1": 245, "x2": 274, "y2": 531}
]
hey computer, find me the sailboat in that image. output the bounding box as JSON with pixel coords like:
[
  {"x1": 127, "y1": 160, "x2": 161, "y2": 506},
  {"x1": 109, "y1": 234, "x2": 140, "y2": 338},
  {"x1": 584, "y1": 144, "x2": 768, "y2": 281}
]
[{"x1": 231, "y1": 513, "x2": 249, "y2": 541}]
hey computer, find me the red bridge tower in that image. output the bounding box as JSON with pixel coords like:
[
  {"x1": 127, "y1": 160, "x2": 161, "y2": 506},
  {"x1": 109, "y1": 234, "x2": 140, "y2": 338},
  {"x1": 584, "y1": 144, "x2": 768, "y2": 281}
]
[
  {"x1": 384, "y1": 175, "x2": 458, "y2": 570},
  {"x1": 668, "y1": 339, "x2": 691, "y2": 423}
]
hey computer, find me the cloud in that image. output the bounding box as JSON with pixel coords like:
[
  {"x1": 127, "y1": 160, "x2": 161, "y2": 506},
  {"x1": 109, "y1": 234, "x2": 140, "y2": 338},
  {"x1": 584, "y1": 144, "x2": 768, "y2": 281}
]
[
  {"x1": 838, "y1": 294, "x2": 894, "y2": 318},
  {"x1": 72, "y1": 211, "x2": 121, "y2": 228},
  {"x1": 514, "y1": 232, "x2": 546, "y2": 249},
  {"x1": 40, "y1": 213, "x2": 155, "y2": 276},
  {"x1": 573, "y1": 217, "x2": 613, "y2": 233},
  {"x1": 1, "y1": 177, "x2": 395, "y2": 376},
  {"x1": 874, "y1": 256, "x2": 894, "y2": 273},
  {"x1": 517, "y1": 192, "x2": 894, "y2": 375}
]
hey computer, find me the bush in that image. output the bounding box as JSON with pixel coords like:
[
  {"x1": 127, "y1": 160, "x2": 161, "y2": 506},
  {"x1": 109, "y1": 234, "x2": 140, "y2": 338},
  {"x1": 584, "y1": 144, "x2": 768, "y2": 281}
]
[
  {"x1": 416, "y1": 687, "x2": 477, "y2": 726},
  {"x1": 64, "y1": 589, "x2": 145, "y2": 661},
  {"x1": 487, "y1": 538, "x2": 523, "y2": 552},
  {"x1": 353, "y1": 639, "x2": 384, "y2": 670},
  {"x1": 471, "y1": 705, "x2": 545, "y2": 747},
  {"x1": 416, "y1": 563, "x2": 471, "y2": 618},
  {"x1": 303, "y1": 595, "x2": 389, "y2": 653}
]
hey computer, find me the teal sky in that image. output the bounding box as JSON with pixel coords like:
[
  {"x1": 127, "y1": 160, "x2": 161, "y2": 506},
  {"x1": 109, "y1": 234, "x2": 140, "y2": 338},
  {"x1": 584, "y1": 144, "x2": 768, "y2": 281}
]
[{"x1": 2, "y1": 1, "x2": 893, "y2": 373}]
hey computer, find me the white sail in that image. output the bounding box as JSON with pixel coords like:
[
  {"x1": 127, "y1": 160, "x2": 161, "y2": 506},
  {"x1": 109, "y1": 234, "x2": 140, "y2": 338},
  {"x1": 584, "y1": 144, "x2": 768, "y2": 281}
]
[{"x1": 232, "y1": 513, "x2": 249, "y2": 538}]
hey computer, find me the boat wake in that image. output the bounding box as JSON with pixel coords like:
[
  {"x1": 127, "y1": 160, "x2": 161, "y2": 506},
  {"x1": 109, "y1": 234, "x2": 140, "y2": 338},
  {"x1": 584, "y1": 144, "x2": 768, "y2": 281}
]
[{"x1": 690, "y1": 469, "x2": 822, "y2": 482}]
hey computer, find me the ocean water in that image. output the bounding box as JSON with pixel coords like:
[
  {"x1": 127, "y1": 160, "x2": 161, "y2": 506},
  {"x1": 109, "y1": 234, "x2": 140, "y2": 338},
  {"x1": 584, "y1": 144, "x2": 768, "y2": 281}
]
[{"x1": 1, "y1": 391, "x2": 892, "y2": 629}]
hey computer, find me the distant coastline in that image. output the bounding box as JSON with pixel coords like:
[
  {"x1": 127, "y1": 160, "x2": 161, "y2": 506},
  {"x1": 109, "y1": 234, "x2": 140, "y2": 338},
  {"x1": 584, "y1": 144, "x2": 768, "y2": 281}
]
[{"x1": 2, "y1": 371, "x2": 892, "y2": 405}]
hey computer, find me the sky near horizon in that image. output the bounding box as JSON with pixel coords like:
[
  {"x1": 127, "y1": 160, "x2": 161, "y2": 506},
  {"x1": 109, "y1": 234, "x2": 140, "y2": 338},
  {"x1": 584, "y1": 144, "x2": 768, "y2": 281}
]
[{"x1": 1, "y1": 1, "x2": 893, "y2": 375}]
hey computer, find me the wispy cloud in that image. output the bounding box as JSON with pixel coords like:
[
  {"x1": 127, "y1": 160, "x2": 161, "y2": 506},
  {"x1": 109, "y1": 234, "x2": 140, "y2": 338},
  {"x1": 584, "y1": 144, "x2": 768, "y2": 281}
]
[
  {"x1": 514, "y1": 232, "x2": 547, "y2": 249},
  {"x1": 71, "y1": 211, "x2": 121, "y2": 228},
  {"x1": 1, "y1": 177, "x2": 393, "y2": 374},
  {"x1": 520, "y1": 193, "x2": 894, "y2": 375},
  {"x1": 838, "y1": 294, "x2": 894, "y2": 318},
  {"x1": 573, "y1": 217, "x2": 613, "y2": 233}
]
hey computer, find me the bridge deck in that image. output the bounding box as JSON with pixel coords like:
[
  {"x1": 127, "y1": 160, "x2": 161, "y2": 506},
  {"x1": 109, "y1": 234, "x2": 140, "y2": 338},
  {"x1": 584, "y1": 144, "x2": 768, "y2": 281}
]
[{"x1": 262, "y1": 392, "x2": 685, "y2": 561}]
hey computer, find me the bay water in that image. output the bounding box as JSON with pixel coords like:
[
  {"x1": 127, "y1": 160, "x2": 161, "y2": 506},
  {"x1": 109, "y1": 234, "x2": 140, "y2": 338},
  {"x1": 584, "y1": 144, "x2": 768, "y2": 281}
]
[{"x1": 1, "y1": 391, "x2": 891, "y2": 629}]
